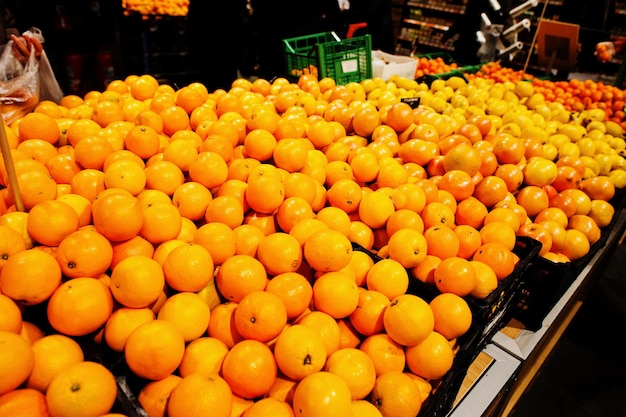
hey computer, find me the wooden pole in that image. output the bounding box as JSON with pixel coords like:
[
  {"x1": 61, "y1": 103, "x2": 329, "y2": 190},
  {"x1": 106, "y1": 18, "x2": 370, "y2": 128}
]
[{"x1": 0, "y1": 115, "x2": 25, "y2": 212}]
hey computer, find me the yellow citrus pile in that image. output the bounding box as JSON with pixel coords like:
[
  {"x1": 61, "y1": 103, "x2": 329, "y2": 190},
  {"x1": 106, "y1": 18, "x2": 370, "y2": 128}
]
[
  {"x1": 122, "y1": 0, "x2": 189, "y2": 16},
  {"x1": 0, "y1": 70, "x2": 624, "y2": 417}
]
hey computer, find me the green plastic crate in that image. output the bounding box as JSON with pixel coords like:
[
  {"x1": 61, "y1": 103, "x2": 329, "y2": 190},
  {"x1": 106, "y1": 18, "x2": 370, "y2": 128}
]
[{"x1": 282, "y1": 31, "x2": 372, "y2": 84}]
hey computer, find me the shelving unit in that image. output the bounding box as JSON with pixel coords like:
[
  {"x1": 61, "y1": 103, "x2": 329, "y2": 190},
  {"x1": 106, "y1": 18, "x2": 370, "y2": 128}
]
[{"x1": 395, "y1": 0, "x2": 470, "y2": 56}]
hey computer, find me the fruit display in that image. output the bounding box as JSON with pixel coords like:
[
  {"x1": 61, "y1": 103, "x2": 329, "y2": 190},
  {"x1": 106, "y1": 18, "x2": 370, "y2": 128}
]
[
  {"x1": 0, "y1": 58, "x2": 625, "y2": 417},
  {"x1": 122, "y1": 0, "x2": 189, "y2": 16}
]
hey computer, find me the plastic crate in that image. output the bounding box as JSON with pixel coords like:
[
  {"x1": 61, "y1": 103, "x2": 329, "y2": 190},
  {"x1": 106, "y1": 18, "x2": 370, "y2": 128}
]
[{"x1": 282, "y1": 31, "x2": 372, "y2": 84}]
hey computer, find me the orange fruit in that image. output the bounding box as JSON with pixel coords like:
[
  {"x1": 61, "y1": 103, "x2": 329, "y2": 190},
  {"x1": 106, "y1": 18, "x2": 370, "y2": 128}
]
[
  {"x1": 139, "y1": 201, "x2": 183, "y2": 244},
  {"x1": 274, "y1": 324, "x2": 327, "y2": 381},
  {"x1": 0, "y1": 225, "x2": 26, "y2": 272},
  {"x1": 454, "y1": 224, "x2": 482, "y2": 259},
  {"x1": 420, "y1": 201, "x2": 455, "y2": 229},
  {"x1": 103, "y1": 159, "x2": 147, "y2": 196},
  {"x1": 157, "y1": 291, "x2": 211, "y2": 342},
  {"x1": 204, "y1": 195, "x2": 245, "y2": 229},
  {"x1": 246, "y1": 175, "x2": 285, "y2": 215},
  {"x1": 303, "y1": 228, "x2": 353, "y2": 273},
  {"x1": 383, "y1": 293, "x2": 434, "y2": 347},
  {"x1": 47, "y1": 277, "x2": 113, "y2": 337},
  {"x1": 429, "y1": 293, "x2": 472, "y2": 340},
  {"x1": 359, "y1": 333, "x2": 406, "y2": 376},
  {"x1": 234, "y1": 290, "x2": 288, "y2": 343},
  {"x1": 386, "y1": 209, "x2": 424, "y2": 237},
  {"x1": 110, "y1": 235, "x2": 154, "y2": 269},
  {"x1": 109, "y1": 255, "x2": 165, "y2": 308},
  {"x1": 587, "y1": 199, "x2": 615, "y2": 228},
  {"x1": 188, "y1": 151, "x2": 229, "y2": 189},
  {"x1": 55, "y1": 229, "x2": 113, "y2": 278},
  {"x1": 160, "y1": 105, "x2": 190, "y2": 136},
  {"x1": 178, "y1": 336, "x2": 229, "y2": 378},
  {"x1": 469, "y1": 259, "x2": 499, "y2": 299},
  {"x1": 276, "y1": 197, "x2": 315, "y2": 234},
  {"x1": 315, "y1": 206, "x2": 352, "y2": 236},
  {"x1": 348, "y1": 288, "x2": 389, "y2": 338},
  {"x1": 125, "y1": 319, "x2": 186, "y2": 380},
  {"x1": 434, "y1": 256, "x2": 477, "y2": 296},
  {"x1": 138, "y1": 374, "x2": 183, "y2": 417},
  {"x1": 0, "y1": 388, "x2": 49, "y2": 417},
  {"x1": 222, "y1": 339, "x2": 277, "y2": 399},
  {"x1": 26, "y1": 334, "x2": 85, "y2": 392},
  {"x1": 517, "y1": 222, "x2": 553, "y2": 256},
  {"x1": 560, "y1": 228, "x2": 591, "y2": 261},
  {"x1": 26, "y1": 199, "x2": 79, "y2": 247},
  {"x1": 266, "y1": 272, "x2": 313, "y2": 320},
  {"x1": 0, "y1": 248, "x2": 62, "y2": 305},
  {"x1": 103, "y1": 307, "x2": 155, "y2": 352},
  {"x1": 370, "y1": 371, "x2": 423, "y2": 417},
  {"x1": 193, "y1": 222, "x2": 237, "y2": 265},
  {"x1": 18, "y1": 112, "x2": 60, "y2": 144},
  {"x1": 567, "y1": 214, "x2": 601, "y2": 245},
  {"x1": 45, "y1": 361, "x2": 117, "y2": 417},
  {"x1": 560, "y1": 188, "x2": 592, "y2": 216},
  {"x1": 172, "y1": 181, "x2": 213, "y2": 222},
  {"x1": 358, "y1": 190, "x2": 395, "y2": 230},
  {"x1": 92, "y1": 191, "x2": 144, "y2": 242},
  {"x1": 386, "y1": 227, "x2": 428, "y2": 268},
  {"x1": 0, "y1": 331, "x2": 35, "y2": 395},
  {"x1": 162, "y1": 242, "x2": 214, "y2": 292},
  {"x1": 480, "y1": 221, "x2": 517, "y2": 251},
  {"x1": 424, "y1": 224, "x2": 460, "y2": 260},
  {"x1": 167, "y1": 373, "x2": 232, "y2": 417},
  {"x1": 207, "y1": 302, "x2": 243, "y2": 349},
  {"x1": 516, "y1": 185, "x2": 550, "y2": 219},
  {"x1": 241, "y1": 397, "x2": 293, "y2": 417},
  {"x1": 405, "y1": 330, "x2": 454, "y2": 380},
  {"x1": 296, "y1": 310, "x2": 341, "y2": 357},
  {"x1": 580, "y1": 175, "x2": 615, "y2": 201},
  {"x1": 215, "y1": 254, "x2": 268, "y2": 303},
  {"x1": 472, "y1": 242, "x2": 516, "y2": 280},
  {"x1": 325, "y1": 347, "x2": 377, "y2": 400},
  {"x1": 292, "y1": 371, "x2": 352, "y2": 417},
  {"x1": 257, "y1": 232, "x2": 303, "y2": 276},
  {"x1": 312, "y1": 270, "x2": 360, "y2": 319},
  {"x1": 0, "y1": 294, "x2": 21, "y2": 334},
  {"x1": 366, "y1": 258, "x2": 409, "y2": 301},
  {"x1": 233, "y1": 223, "x2": 266, "y2": 256}
]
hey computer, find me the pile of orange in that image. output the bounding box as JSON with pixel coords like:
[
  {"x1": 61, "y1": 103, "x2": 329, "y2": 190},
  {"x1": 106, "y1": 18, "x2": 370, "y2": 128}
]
[{"x1": 0, "y1": 68, "x2": 623, "y2": 417}]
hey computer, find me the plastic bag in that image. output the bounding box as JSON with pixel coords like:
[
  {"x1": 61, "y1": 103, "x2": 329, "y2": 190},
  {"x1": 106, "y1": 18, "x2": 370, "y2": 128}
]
[{"x1": 0, "y1": 28, "x2": 63, "y2": 124}]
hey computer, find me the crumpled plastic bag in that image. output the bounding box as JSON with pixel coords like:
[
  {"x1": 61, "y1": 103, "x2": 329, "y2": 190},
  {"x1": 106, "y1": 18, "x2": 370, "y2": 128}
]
[{"x1": 0, "y1": 28, "x2": 63, "y2": 124}]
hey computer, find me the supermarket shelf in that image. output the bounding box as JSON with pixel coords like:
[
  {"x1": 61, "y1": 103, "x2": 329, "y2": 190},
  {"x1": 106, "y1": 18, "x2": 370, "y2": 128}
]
[
  {"x1": 448, "y1": 210, "x2": 626, "y2": 417},
  {"x1": 404, "y1": 18, "x2": 451, "y2": 31},
  {"x1": 406, "y1": 1, "x2": 467, "y2": 14}
]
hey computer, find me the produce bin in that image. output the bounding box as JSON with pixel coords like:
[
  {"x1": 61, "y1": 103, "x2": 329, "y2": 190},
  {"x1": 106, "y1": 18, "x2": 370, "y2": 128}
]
[{"x1": 282, "y1": 31, "x2": 372, "y2": 84}]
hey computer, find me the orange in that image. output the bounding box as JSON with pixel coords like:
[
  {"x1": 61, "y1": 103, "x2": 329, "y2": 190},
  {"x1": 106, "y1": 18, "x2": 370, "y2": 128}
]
[
  {"x1": 144, "y1": 160, "x2": 185, "y2": 196},
  {"x1": 420, "y1": 201, "x2": 455, "y2": 229},
  {"x1": 275, "y1": 197, "x2": 315, "y2": 234},
  {"x1": 0, "y1": 388, "x2": 49, "y2": 417},
  {"x1": 46, "y1": 153, "x2": 81, "y2": 184},
  {"x1": 411, "y1": 254, "x2": 441, "y2": 285},
  {"x1": 383, "y1": 293, "x2": 434, "y2": 347},
  {"x1": 26, "y1": 334, "x2": 84, "y2": 392},
  {"x1": 588, "y1": 199, "x2": 615, "y2": 228},
  {"x1": 193, "y1": 222, "x2": 236, "y2": 265},
  {"x1": 516, "y1": 185, "x2": 550, "y2": 219},
  {"x1": 568, "y1": 214, "x2": 602, "y2": 245},
  {"x1": 560, "y1": 188, "x2": 592, "y2": 216},
  {"x1": 424, "y1": 224, "x2": 460, "y2": 260},
  {"x1": 480, "y1": 221, "x2": 517, "y2": 251},
  {"x1": 350, "y1": 149, "x2": 380, "y2": 183},
  {"x1": 0, "y1": 248, "x2": 62, "y2": 306},
  {"x1": 370, "y1": 371, "x2": 423, "y2": 417},
  {"x1": 139, "y1": 201, "x2": 182, "y2": 244},
  {"x1": 161, "y1": 242, "x2": 214, "y2": 292},
  {"x1": 282, "y1": 172, "x2": 317, "y2": 205},
  {"x1": 472, "y1": 242, "x2": 516, "y2": 280},
  {"x1": 366, "y1": 258, "x2": 409, "y2": 301},
  {"x1": 256, "y1": 232, "x2": 303, "y2": 276},
  {"x1": 103, "y1": 159, "x2": 147, "y2": 195},
  {"x1": 243, "y1": 128, "x2": 277, "y2": 162},
  {"x1": 443, "y1": 142, "x2": 482, "y2": 177},
  {"x1": 358, "y1": 190, "x2": 395, "y2": 230},
  {"x1": 109, "y1": 255, "x2": 165, "y2": 308},
  {"x1": 326, "y1": 178, "x2": 362, "y2": 214},
  {"x1": 385, "y1": 101, "x2": 414, "y2": 132},
  {"x1": 47, "y1": 277, "x2": 113, "y2": 337},
  {"x1": 303, "y1": 229, "x2": 353, "y2": 273},
  {"x1": 0, "y1": 331, "x2": 34, "y2": 395},
  {"x1": 103, "y1": 306, "x2": 155, "y2": 352},
  {"x1": 56, "y1": 193, "x2": 92, "y2": 227},
  {"x1": 292, "y1": 371, "x2": 352, "y2": 417},
  {"x1": 386, "y1": 227, "x2": 428, "y2": 268},
  {"x1": 0, "y1": 224, "x2": 26, "y2": 272},
  {"x1": 405, "y1": 330, "x2": 454, "y2": 381},
  {"x1": 266, "y1": 272, "x2": 313, "y2": 320},
  {"x1": 325, "y1": 347, "x2": 377, "y2": 401},
  {"x1": 138, "y1": 374, "x2": 183, "y2": 417},
  {"x1": 560, "y1": 228, "x2": 591, "y2": 261},
  {"x1": 232, "y1": 223, "x2": 265, "y2": 256},
  {"x1": 178, "y1": 336, "x2": 229, "y2": 378},
  {"x1": 351, "y1": 399, "x2": 385, "y2": 417},
  {"x1": 390, "y1": 182, "x2": 427, "y2": 213},
  {"x1": 349, "y1": 289, "x2": 390, "y2": 337},
  {"x1": 216, "y1": 254, "x2": 268, "y2": 303},
  {"x1": 473, "y1": 175, "x2": 508, "y2": 208},
  {"x1": 55, "y1": 229, "x2": 113, "y2": 279},
  {"x1": 484, "y1": 206, "x2": 522, "y2": 232},
  {"x1": 18, "y1": 112, "x2": 60, "y2": 144},
  {"x1": 580, "y1": 175, "x2": 615, "y2": 201},
  {"x1": 65, "y1": 118, "x2": 102, "y2": 147},
  {"x1": 172, "y1": 181, "x2": 213, "y2": 221},
  {"x1": 312, "y1": 270, "x2": 360, "y2": 319},
  {"x1": 434, "y1": 256, "x2": 477, "y2": 296},
  {"x1": 167, "y1": 373, "x2": 232, "y2": 417},
  {"x1": 314, "y1": 206, "x2": 351, "y2": 236},
  {"x1": 241, "y1": 397, "x2": 293, "y2": 417},
  {"x1": 296, "y1": 310, "x2": 341, "y2": 357},
  {"x1": 26, "y1": 199, "x2": 79, "y2": 247},
  {"x1": 160, "y1": 105, "x2": 190, "y2": 136},
  {"x1": 0, "y1": 294, "x2": 21, "y2": 334},
  {"x1": 16, "y1": 138, "x2": 57, "y2": 165},
  {"x1": 110, "y1": 235, "x2": 154, "y2": 269},
  {"x1": 221, "y1": 339, "x2": 277, "y2": 399},
  {"x1": 125, "y1": 319, "x2": 186, "y2": 380},
  {"x1": 454, "y1": 224, "x2": 482, "y2": 260},
  {"x1": 274, "y1": 324, "x2": 327, "y2": 381},
  {"x1": 537, "y1": 220, "x2": 568, "y2": 254},
  {"x1": 359, "y1": 333, "x2": 406, "y2": 376},
  {"x1": 157, "y1": 291, "x2": 211, "y2": 342},
  {"x1": 92, "y1": 191, "x2": 144, "y2": 242},
  {"x1": 234, "y1": 290, "x2": 287, "y2": 342},
  {"x1": 188, "y1": 151, "x2": 229, "y2": 189},
  {"x1": 495, "y1": 163, "x2": 524, "y2": 193},
  {"x1": 469, "y1": 259, "x2": 499, "y2": 299},
  {"x1": 429, "y1": 293, "x2": 472, "y2": 340},
  {"x1": 45, "y1": 361, "x2": 117, "y2": 417},
  {"x1": 245, "y1": 175, "x2": 285, "y2": 214},
  {"x1": 438, "y1": 169, "x2": 475, "y2": 201},
  {"x1": 207, "y1": 302, "x2": 243, "y2": 349}
]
